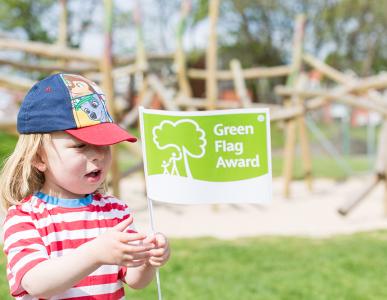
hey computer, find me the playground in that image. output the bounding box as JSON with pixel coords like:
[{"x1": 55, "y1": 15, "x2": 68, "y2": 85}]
[{"x1": 2, "y1": 0, "x2": 387, "y2": 299}]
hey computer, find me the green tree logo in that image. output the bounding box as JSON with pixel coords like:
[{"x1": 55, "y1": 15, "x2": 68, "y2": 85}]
[{"x1": 152, "y1": 119, "x2": 207, "y2": 178}]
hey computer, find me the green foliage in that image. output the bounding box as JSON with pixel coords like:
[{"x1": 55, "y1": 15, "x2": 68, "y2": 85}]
[
  {"x1": 315, "y1": 0, "x2": 387, "y2": 75},
  {"x1": 0, "y1": 0, "x2": 55, "y2": 42},
  {"x1": 189, "y1": 0, "x2": 387, "y2": 76},
  {"x1": 0, "y1": 132, "x2": 17, "y2": 167},
  {"x1": 0, "y1": 0, "x2": 99, "y2": 48}
]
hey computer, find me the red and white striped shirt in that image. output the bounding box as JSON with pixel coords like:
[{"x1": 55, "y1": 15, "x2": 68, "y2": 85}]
[{"x1": 2, "y1": 192, "x2": 136, "y2": 300}]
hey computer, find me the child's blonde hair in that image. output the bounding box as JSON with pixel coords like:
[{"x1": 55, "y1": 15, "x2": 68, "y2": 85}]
[
  {"x1": 0, "y1": 134, "x2": 49, "y2": 211},
  {"x1": 0, "y1": 133, "x2": 108, "y2": 211}
]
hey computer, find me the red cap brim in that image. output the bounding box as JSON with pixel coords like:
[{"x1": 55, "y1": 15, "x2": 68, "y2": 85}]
[{"x1": 65, "y1": 123, "x2": 137, "y2": 146}]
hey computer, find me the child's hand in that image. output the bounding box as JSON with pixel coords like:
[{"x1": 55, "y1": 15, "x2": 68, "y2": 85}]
[
  {"x1": 144, "y1": 233, "x2": 171, "y2": 267},
  {"x1": 90, "y1": 216, "x2": 154, "y2": 268}
]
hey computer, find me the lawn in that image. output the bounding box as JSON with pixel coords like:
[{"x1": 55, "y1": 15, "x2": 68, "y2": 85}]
[{"x1": 2, "y1": 232, "x2": 387, "y2": 299}]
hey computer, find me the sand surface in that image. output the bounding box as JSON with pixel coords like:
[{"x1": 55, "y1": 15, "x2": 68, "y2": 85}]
[{"x1": 121, "y1": 173, "x2": 387, "y2": 239}]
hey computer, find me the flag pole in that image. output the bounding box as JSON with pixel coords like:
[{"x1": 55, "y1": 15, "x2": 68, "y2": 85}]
[{"x1": 147, "y1": 196, "x2": 163, "y2": 300}]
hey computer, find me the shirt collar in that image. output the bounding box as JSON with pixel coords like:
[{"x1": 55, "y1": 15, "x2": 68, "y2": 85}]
[{"x1": 35, "y1": 192, "x2": 93, "y2": 208}]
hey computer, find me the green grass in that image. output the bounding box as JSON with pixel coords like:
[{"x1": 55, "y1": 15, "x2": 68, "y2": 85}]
[
  {"x1": 3, "y1": 232, "x2": 387, "y2": 299},
  {"x1": 125, "y1": 232, "x2": 387, "y2": 299},
  {"x1": 270, "y1": 121, "x2": 380, "y2": 152},
  {"x1": 271, "y1": 154, "x2": 371, "y2": 179},
  {"x1": 0, "y1": 131, "x2": 17, "y2": 166}
]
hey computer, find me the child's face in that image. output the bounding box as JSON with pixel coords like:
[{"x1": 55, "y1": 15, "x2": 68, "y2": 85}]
[{"x1": 39, "y1": 131, "x2": 112, "y2": 198}]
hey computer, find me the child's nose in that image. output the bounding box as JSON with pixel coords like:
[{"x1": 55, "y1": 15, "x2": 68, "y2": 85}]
[{"x1": 90, "y1": 145, "x2": 107, "y2": 161}]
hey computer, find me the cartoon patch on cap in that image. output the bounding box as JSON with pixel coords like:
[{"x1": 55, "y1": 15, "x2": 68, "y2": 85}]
[{"x1": 60, "y1": 74, "x2": 113, "y2": 128}]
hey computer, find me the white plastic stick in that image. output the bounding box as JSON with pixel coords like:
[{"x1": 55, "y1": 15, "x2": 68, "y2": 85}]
[{"x1": 147, "y1": 197, "x2": 163, "y2": 300}]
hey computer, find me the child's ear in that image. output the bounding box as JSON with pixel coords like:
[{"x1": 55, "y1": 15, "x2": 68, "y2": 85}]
[{"x1": 32, "y1": 152, "x2": 47, "y2": 172}]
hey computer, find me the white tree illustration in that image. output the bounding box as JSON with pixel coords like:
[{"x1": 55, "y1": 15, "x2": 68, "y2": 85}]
[{"x1": 152, "y1": 119, "x2": 206, "y2": 178}]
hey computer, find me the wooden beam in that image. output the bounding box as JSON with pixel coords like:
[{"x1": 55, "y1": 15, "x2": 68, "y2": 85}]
[
  {"x1": 276, "y1": 86, "x2": 387, "y2": 116},
  {"x1": 176, "y1": 96, "x2": 239, "y2": 109},
  {"x1": 0, "y1": 74, "x2": 34, "y2": 91},
  {"x1": 113, "y1": 52, "x2": 174, "y2": 66},
  {"x1": 188, "y1": 65, "x2": 292, "y2": 80},
  {"x1": 0, "y1": 38, "x2": 99, "y2": 63},
  {"x1": 303, "y1": 53, "x2": 353, "y2": 85},
  {"x1": 0, "y1": 58, "x2": 99, "y2": 73},
  {"x1": 147, "y1": 74, "x2": 179, "y2": 110},
  {"x1": 112, "y1": 64, "x2": 138, "y2": 78},
  {"x1": 230, "y1": 59, "x2": 252, "y2": 107},
  {"x1": 120, "y1": 90, "x2": 154, "y2": 127}
]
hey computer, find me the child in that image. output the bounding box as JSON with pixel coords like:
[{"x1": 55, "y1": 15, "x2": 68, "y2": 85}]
[{"x1": 0, "y1": 73, "x2": 170, "y2": 299}]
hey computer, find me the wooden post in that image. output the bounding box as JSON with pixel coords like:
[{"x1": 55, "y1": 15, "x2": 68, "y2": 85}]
[
  {"x1": 282, "y1": 14, "x2": 306, "y2": 198},
  {"x1": 175, "y1": 0, "x2": 192, "y2": 98},
  {"x1": 290, "y1": 15, "x2": 305, "y2": 79},
  {"x1": 134, "y1": 1, "x2": 148, "y2": 72},
  {"x1": 375, "y1": 121, "x2": 387, "y2": 215},
  {"x1": 57, "y1": 0, "x2": 68, "y2": 71},
  {"x1": 58, "y1": 0, "x2": 68, "y2": 47},
  {"x1": 338, "y1": 120, "x2": 387, "y2": 216},
  {"x1": 230, "y1": 59, "x2": 252, "y2": 107},
  {"x1": 291, "y1": 17, "x2": 311, "y2": 192},
  {"x1": 282, "y1": 112, "x2": 297, "y2": 198},
  {"x1": 206, "y1": 0, "x2": 219, "y2": 109},
  {"x1": 101, "y1": 0, "x2": 120, "y2": 196},
  {"x1": 295, "y1": 74, "x2": 312, "y2": 191}
]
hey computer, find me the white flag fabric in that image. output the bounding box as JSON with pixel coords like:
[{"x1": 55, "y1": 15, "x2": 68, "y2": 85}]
[{"x1": 139, "y1": 107, "x2": 272, "y2": 204}]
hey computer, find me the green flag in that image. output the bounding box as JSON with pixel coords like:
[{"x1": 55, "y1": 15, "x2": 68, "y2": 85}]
[{"x1": 139, "y1": 107, "x2": 272, "y2": 204}]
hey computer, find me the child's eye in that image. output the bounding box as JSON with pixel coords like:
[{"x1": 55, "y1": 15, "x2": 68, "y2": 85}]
[{"x1": 73, "y1": 144, "x2": 86, "y2": 149}]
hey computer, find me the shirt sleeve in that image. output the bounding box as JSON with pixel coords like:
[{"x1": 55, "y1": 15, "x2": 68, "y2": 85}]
[{"x1": 2, "y1": 205, "x2": 49, "y2": 297}]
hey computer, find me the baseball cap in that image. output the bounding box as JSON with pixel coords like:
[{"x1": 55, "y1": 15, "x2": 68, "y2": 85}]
[{"x1": 17, "y1": 73, "x2": 137, "y2": 145}]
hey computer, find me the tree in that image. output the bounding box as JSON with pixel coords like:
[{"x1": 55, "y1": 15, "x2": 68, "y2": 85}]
[
  {"x1": 152, "y1": 119, "x2": 207, "y2": 178},
  {"x1": 313, "y1": 0, "x2": 387, "y2": 76},
  {"x1": 0, "y1": 0, "x2": 99, "y2": 47},
  {"x1": 190, "y1": 0, "x2": 387, "y2": 76},
  {"x1": 0, "y1": 0, "x2": 56, "y2": 42}
]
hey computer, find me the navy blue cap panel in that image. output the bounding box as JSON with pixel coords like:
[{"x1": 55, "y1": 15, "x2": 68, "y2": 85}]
[
  {"x1": 16, "y1": 73, "x2": 137, "y2": 145},
  {"x1": 17, "y1": 74, "x2": 77, "y2": 133}
]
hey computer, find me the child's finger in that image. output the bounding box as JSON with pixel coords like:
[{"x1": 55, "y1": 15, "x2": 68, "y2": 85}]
[
  {"x1": 148, "y1": 255, "x2": 168, "y2": 267},
  {"x1": 143, "y1": 234, "x2": 156, "y2": 245},
  {"x1": 118, "y1": 232, "x2": 146, "y2": 243},
  {"x1": 113, "y1": 215, "x2": 134, "y2": 232},
  {"x1": 125, "y1": 259, "x2": 147, "y2": 268},
  {"x1": 122, "y1": 242, "x2": 154, "y2": 253},
  {"x1": 154, "y1": 233, "x2": 168, "y2": 248},
  {"x1": 149, "y1": 247, "x2": 169, "y2": 257},
  {"x1": 123, "y1": 251, "x2": 150, "y2": 261}
]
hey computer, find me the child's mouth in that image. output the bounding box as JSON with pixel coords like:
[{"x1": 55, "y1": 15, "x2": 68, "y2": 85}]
[{"x1": 85, "y1": 170, "x2": 102, "y2": 182}]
